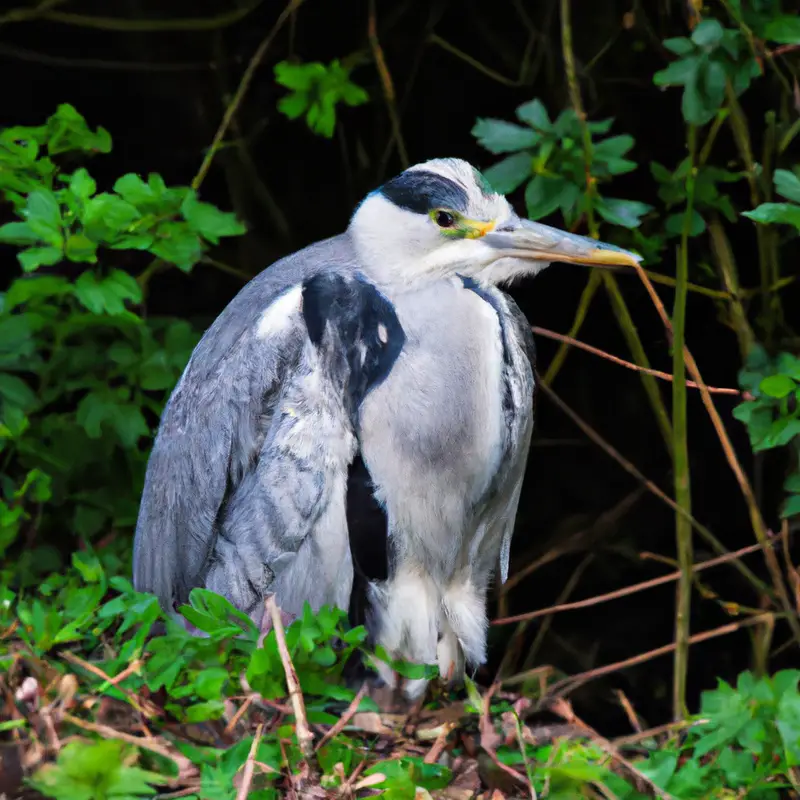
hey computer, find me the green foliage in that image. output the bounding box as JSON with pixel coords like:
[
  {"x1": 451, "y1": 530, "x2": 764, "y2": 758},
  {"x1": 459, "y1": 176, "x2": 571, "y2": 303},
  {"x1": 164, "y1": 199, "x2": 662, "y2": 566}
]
[
  {"x1": 30, "y1": 740, "x2": 166, "y2": 800},
  {"x1": 734, "y1": 345, "x2": 800, "y2": 518},
  {"x1": 743, "y1": 168, "x2": 800, "y2": 230},
  {"x1": 0, "y1": 106, "x2": 246, "y2": 587},
  {"x1": 472, "y1": 98, "x2": 652, "y2": 231},
  {"x1": 653, "y1": 19, "x2": 759, "y2": 125},
  {"x1": 274, "y1": 59, "x2": 369, "y2": 138},
  {"x1": 481, "y1": 671, "x2": 800, "y2": 798}
]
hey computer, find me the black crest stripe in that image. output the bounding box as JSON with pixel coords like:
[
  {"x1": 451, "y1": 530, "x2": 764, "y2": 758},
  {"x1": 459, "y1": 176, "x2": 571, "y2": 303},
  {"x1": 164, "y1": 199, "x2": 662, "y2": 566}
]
[{"x1": 379, "y1": 170, "x2": 469, "y2": 215}]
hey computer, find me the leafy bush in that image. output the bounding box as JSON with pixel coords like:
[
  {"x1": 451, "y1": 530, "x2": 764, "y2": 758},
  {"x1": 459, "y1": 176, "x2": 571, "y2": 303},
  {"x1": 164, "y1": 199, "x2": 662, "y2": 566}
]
[{"x1": 0, "y1": 105, "x2": 246, "y2": 587}]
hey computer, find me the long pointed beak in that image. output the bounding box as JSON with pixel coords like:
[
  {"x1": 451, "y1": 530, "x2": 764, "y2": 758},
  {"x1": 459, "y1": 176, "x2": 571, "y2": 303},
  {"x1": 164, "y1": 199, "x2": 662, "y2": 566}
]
[{"x1": 482, "y1": 217, "x2": 642, "y2": 269}]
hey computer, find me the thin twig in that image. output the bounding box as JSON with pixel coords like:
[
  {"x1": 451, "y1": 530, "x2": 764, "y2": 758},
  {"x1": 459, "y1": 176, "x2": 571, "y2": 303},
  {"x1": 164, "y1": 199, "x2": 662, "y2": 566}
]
[
  {"x1": 314, "y1": 683, "x2": 367, "y2": 751},
  {"x1": 423, "y1": 722, "x2": 456, "y2": 764},
  {"x1": 0, "y1": 43, "x2": 209, "y2": 71},
  {"x1": 537, "y1": 381, "x2": 774, "y2": 599},
  {"x1": 266, "y1": 595, "x2": 314, "y2": 763},
  {"x1": 544, "y1": 613, "x2": 776, "y2": 698},
  {"x1": 60, "y1": 653, "x2": 153, "y2": 717},
  {"x1": 628, "y1": 260, "x2": 800, "y2": 645},
  {"x1": 495, "y1": 539, "x2": 783, "y2": 627},
  {"x1": 61, "y1": 713, "x2": 196, "y2": 780},
  {"x1": 368, "y1": 0, "x2": 408, "y2": 168},
  {"x1": 192, "y1": 0, "x2": 303, "y2": 191},
  {"x1": 532, "y1": 326, "x2": 745, "y2": 396},
  {"x1": 235, "y1": 724, "x2": 264, "y2": 800},
  {"x1": 39, "y1": 1, "x2": 265, "y2": 31}
]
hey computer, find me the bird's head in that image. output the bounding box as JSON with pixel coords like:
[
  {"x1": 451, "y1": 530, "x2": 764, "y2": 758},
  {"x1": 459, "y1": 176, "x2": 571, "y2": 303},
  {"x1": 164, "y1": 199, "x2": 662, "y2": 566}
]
[{"x1": 349, "y1": 157, "x2": 641, "y2": 288}]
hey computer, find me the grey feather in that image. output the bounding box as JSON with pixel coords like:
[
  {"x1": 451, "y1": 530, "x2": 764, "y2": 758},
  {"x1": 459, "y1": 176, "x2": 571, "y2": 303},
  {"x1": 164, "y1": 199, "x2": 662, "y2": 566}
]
[{"x1": 132, "y1": 235, "x2": 360, "y2": 614}]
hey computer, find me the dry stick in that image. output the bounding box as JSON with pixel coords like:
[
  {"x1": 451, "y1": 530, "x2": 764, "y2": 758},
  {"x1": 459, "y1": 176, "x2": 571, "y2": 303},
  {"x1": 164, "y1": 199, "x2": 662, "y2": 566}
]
[
  {"x1": 266, "y1": 596, "x2": 315, "y2": 763},
  {"x1": 501, "y1": 488, "x2": 643, "y2": 595},
  {"x1": 542, "y1": 612, "x2": 776, "y2": 699},
  {"x1": 41, "y1": 0, "x2": 265, "y2": 31},
  {"x1": 423, "y1": 722, "x2": 457, "y2": 764},
  {"x1": 61, "y1": 713, "x2": 196, "y2": 781},
  {"x1": 628, "y1": 261, "x2": 800, "y2": 645},
  {"x1": 367, "y1": 0, "x2": 408, "y2": 168},
  {"x1": 536, "y1": 381, "x2": 773, "y2": 599},
  {"x1": 235, "y1": 723, "x2": 264, "y2": 800},
  {"x1": 192, "y1": 0, "x2": 303, "y2": 191},
  {"x1": 60, "y1": 652, "x2": 153, "y2": 717},
  {"x1": 314, "y1": 683, "x2": 367, "y2": 752},
  {"x1": 532, "y1": 326, "x2": 744, "y2": 397},
  {"x1": 493, "y1": 539, "x2": 780, "y2": 627}
]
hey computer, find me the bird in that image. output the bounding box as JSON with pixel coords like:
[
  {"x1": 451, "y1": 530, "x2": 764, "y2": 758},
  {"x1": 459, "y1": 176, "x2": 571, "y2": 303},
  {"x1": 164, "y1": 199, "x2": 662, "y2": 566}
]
[{"x1": 132, "y1": 157, "x2": 641, "y2": 699}]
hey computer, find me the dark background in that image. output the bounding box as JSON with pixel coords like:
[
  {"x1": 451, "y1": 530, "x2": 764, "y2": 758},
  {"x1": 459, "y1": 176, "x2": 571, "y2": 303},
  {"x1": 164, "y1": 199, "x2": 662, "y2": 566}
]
[{"x1": 2, "y1": 0, "x2": 798, "y2": 731}]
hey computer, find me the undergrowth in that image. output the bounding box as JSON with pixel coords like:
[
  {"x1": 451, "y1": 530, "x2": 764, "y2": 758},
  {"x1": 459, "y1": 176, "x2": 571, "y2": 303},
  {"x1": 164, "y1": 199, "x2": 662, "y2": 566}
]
[{"x1": 3, "y1": 553, "x2": 800, "y2": 798}]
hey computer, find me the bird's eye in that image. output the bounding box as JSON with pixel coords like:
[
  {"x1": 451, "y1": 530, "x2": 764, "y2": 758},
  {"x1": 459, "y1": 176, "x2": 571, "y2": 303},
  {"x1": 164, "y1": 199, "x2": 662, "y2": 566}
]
[{"x1": 435, "y1": 210, "x2": 456, "y2": 228}]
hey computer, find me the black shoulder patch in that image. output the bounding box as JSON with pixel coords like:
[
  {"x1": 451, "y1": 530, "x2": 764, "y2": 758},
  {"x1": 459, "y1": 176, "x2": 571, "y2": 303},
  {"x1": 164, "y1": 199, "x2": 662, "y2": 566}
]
[
  {"x1": 300, "y1": 272, "x2": 405, "y2": 407},
  {"x1": 380, "y1": 169, "x2": 469, "y2": 215},
  {"x1": 352, "y1": 275, "x2": 404, "y2": 395},
  {"x1": 300, "y1": 273, "x2": 349, "y2": 347}
]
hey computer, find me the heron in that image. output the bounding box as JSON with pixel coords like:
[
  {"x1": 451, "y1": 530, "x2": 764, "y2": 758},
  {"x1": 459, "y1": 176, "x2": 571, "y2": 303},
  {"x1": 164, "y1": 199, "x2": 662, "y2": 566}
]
[{"x1": 133, "y1": 157, "x2": 640, "y2": 699}]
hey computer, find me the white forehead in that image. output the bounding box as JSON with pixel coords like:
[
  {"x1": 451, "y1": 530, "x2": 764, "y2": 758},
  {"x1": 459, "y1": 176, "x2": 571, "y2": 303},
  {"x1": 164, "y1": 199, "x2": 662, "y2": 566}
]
[{"x1": 407, "y1": 157, "x2": 512, "y2": 221}]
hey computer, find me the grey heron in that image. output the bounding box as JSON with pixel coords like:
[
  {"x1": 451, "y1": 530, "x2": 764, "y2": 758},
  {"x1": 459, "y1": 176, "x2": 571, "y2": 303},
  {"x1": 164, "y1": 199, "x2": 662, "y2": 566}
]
[{"x1": 132, "y1": 158, "x2": 640, "y2": 699}]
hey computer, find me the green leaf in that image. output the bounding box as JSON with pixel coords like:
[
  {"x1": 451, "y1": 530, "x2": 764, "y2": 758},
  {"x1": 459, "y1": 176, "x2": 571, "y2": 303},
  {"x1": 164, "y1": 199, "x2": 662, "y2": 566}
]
[
  {"x1": 593, "y1": 135, "x2": 635, "y2": 159},
  {"x1": 82, "y1": 193, "x2": 141, "y2": 238},
  {"x1": 151, "y1": 223, "x2": 204, "y2": 271},
  {"x1": 663, "y1": 37, "x2": 695, "y2": 56},
  {"x1": 68, "y1": 168, "x2": 96, "y2": 201},
  {"x1": 781, "y1": 494, "x2": 800, "y2": 518},
  {"x1": 778, "y1": 690, "x2": 800, "y2": 765},
  {"x1": 274, "y1": 61, "x2": 327, "y2": 91},
  {"x1": 525, "y1": 175, "x2": 575, "y2": 220},
  {"x1": 18, "y1": 246, "x2": 62, "y2": 272},
  {"x1": 691, "y1": 19, "x2": 724, "y2": 48},
  {"x1": 180, "y1": 191, "x2": 247, "y2": 244},
  {"x1": 683, "y1": 57, "x2": 726, "y2": 125},
  {"x1": 764, "y1": 15, "x2": 800, "y2": 45},
  {"x1": 784, "y1": 473, "x2": 800, "y2": 494},
  {"x1": 26, "y1": 188, "x2": 61, "y2": 227},
  {"x1": 277, "y1": 93, "x2": 309, "y2": 119},
  {"x1": 0, "y1": 221, "x2": 41, "y2": 245},
  {"x1": 595, "y1": 197, "x2": 652, "y2": 228},
  {"x1": 515, "y1": 99, "x2": 551, "y2": 130},
  {"x1": 194, "y1": 667, "x2": 229, "y2": 701},
  {"x1": 65, "y1": 233, "x2": 98, "y2": 263},
  {"x1": 759, "y1": 374, "x2": 796, "y2": 399},
  {"x1": 74, "y1": 270, "x2": 141, "y2": 315},
  {"x1": 482, "y1": 152, "x2": 531, "y2": 194},
  {"x1": 654, "y1": 56, "x2": 699, "y2": 87},
  {"x1": 742, "y1": 202, "x2": 800, "y2": 229},
  {"x1": 25, "y1": 189, "x2": 62, "y2": 246},
  {"x1": 113, "y1": 173, "x2": 157, "y2": 207},
  {"x1": 774, "y1": 169, "x2": 800, "y2": 204},
  {"x1": 0, "y1": 374, "x2": 37, "y2": 411},
  {"x1": 472, "y1": 118, "x2": 539, "y2": 154}
]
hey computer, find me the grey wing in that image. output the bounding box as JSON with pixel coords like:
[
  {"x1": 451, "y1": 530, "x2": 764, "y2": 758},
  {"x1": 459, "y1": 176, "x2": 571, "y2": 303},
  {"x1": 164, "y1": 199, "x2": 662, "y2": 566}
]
[
  {"x1": 132, "y1": 234, "x2": 360, "y2": 613},
  {"x1": 495, "y1": 291, "x2": 537, "y2": 585},
  {"x1": 204, "y1": 380, "x2": 356, "y2": 621},
  {"x1": 131, "y1": 286, "x2": 307, "y2": 613}
]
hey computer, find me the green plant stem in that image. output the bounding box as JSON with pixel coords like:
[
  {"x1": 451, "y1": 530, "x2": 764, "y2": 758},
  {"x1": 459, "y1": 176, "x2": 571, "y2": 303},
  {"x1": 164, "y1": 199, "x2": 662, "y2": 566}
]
[
  {"x1": 192, "y1": 0, "x2": 303, "y2": 192},
  {"x1": 559, "y1": 0, "x2": 673, "y2": 456},
  {"x1": 542, "y1": 269, "x2": 600, "y2": 386},
  {"x1": 672, "y1": 124, "x2": 696, "y2": 722},
  {"x1": 725, "y1": 86, "x2": 777, "y2": 345},
  {"x1": 603, "y1": 271, "x2": 673, "y2": 455},
  {"x1": 707, "y1": 216, "x2": 755, "y2": 360}
]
